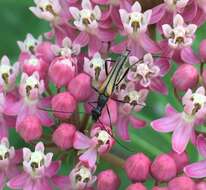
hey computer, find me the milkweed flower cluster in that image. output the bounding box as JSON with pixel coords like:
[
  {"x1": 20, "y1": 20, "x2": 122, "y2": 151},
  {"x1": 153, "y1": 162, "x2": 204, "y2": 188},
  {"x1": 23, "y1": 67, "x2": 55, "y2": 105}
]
[{"x1": 1, "y1": 0, "x2": 206, "y2": 189}]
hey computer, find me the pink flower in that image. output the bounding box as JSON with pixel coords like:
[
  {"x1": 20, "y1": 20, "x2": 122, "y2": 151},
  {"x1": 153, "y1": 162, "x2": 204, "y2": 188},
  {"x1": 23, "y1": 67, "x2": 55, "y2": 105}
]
[
  {"x1": 21, "y1": 55, "x2": 48, "y2": 79},
  {"x1": 70, "y1": 0, "x2": 115, "y2": 56},
  {"x1": 48, "y1": 56, "x2": 76, "y2": 88},
  {"x1": 29, "y1": 0, "x2": 62, "y2": 23},
  {"x1": 4, "y1": 72, "x2": 53, "y2": 128},
  {"x1": 150, "y1": 0, "x2": 190, "y2": 27},
  {"x1": 115, "y1": 81, "x2": 148, "y2": 140},
  {"x1": 151, "y1": 154, "x2": 177, "y2": 182},
  {"x1": 52, "y1": 123, "x2": 76, "y2": 150},
  {"x1": 151, "y1": 87, "x2": 206, "y2": 154},
  {"x1": 84, "y1": 53, "x2": 109, "y2": 82},
  {"x1": 51, "y1": 92, "x2": 77, "y2": 119},
  {"x1": 111, "y1": 1, "x2": 159, "y2": 57},
  {"x1": 17, "y1": 33, "x2": 42, "y2": 55},
  {"x1": 68, "y1": 73, "x2": 92, "y2": 101},
  {"x1": 184, "y1": 135, "x2": 206, "y2": 178},
  {"x1": 124, "y1": 153, "x2": 151, "y2": 182},
  {"x1": 126, "y1": 183, "x2": 147, "y2": 190},
  {"x1": 73, "y1": 123, "x2": 114, "y2": 168},
  {"x1": 97, "y1": 169, "x2": 120, "y2": 190},
  {"x1": 162, "y1": 14, "x2": 197, "y2": 49},
  {"x1": 0, "y1": 56, "x2": 19, "y2": 93},
  {"x1": 7, "y1": 142, "x2": 62, "y2": 190},
  {"x1": 127, "y1": 54, "x2": 169, "y2": 94},
  {"x1": 171, "y1": 64, "x2": 199, "y2": 91},
  {"x1": 0, "y1": 138, "x2": 22, "y2": 190},
  {"x1": 168, "y1": 176, "x2": 195, "y2": 190},
  {"x1": 51, "y1": 37, "x2": 80, "y2": 57},
  {"x1": 17, "y1": 115, "x2": 42, "y2": 142},
  {"x1": 68, "y1": 162, "x2": 96, "y2": 190}
]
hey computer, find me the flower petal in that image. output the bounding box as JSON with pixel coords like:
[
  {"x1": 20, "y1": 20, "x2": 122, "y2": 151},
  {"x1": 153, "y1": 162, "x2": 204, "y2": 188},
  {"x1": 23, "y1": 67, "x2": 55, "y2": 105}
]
[
  {"x1": 73, "y1": 132, "x2": 93, "y2": 149},
  {"x1": 172, "y1": 121, "x2": 193, "y2": 154},
  {"x1": 150, "y1": 4, "x2": 165, "y2": 24},
  {"x1": 151, "y1": 113, "x2": 180, "y2": 133},
  {"x1": 116, "y1": 115, "x2": 130, "y2": 141},
  {"x1": 45, "y1": 161, "x2": 61, "y2": 177},
  {"x1": 197, "y1": 135, "x2": 206, "y2": 158},
  {"x1": 181, "y1": 47, "x2": 200, "y2": 64},
  {"x1": 7, "y1": 173, "x2": 28, "y2": 189},
  {"x1": 129, "y1": 115, "x2": 146, "y2": 129},
  {"x1": 79, "y1": 148, "x2": 97, "y2": 168},
  {"x1": 184, "y1": 160, "x2": 206, "y2": 178}
]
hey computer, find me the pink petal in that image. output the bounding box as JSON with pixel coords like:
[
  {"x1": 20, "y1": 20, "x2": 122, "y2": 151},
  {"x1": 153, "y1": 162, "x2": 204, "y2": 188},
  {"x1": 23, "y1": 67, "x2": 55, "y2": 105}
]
[
  {"x1": 4, "y1": 100, "x2": 22, "y2": 116},
  {"x1": 23, "y1": 179, "x2": 34, "y2": 190},
  {"x1": 172, "y1": 121, "x2": 193, "y2": 154},
  {"x1": 7, "y1": 173, "x2": 28, "y2": 189},
  {"x1": 151, "y1": 113, "x2": 181, "y2": 133},
  {"x1": 74, "y1": 32, "x2": 89, "y2": 47},
  {"x1": 150, "y1": 77, "x2": 168, "y2": 95},
  {"x1": 184, "y1": 160, "x2": 206, "y2": 178},
  {"x1": 181, "y1": 47, "x2": 200, "y2": 64},
  {"x1": 33, "y1": 178, "x2": 52, "y2": 190},
  {"x1": 73, "y1": 132, "x2": 93, "y2": 149},
  {"x1": 97, "y1": 29, "x2": 116, "y2": 42},
  {"x1": 154, "y1": 58, "x2": 170, "y2": 76},
  {"x1": 16, "y1": 106, "x2": 28, "y2": 127},
  {"x1": 111, "y1": 40, "x2": 127, "y2": 54},
  {"x1": 182, "y1": 1, "x2": 197, "y2": 22},
  {"x1": 88, "y1": 35, "x2": 102, "y2": 57},
  {"x1": 197, "y1": 135, "x2": 206, "y2": 158},
  {"x1": 79, "y1": 148, "x2": 97, "y2": 168},
  {"x1": 165, "y1": 104, "x2": 177, "y2": 116},
  {"x1": 0, "y1": 119, "x2": 8, "y2": 139},
  {"x1": 12, "y1": 149, "x2": 23, "y2": 164},
  {"x1": 37, "y1": 110, "x2": 54, "y2": 127},
  {"x1": 116, "y1": 115, "x2": 130, "y2": 141},
  {"x1": 45, "y1": 161, "x2": 61, "y2": 177},
  {"x1": 52, "y1": 176, "x2": 70, "y2": 190},
  {"x1": 128, "y1": 39, "x2": 145, "y2": 58},
  {"x1": 139, "y1": 33, "x2": 160, "y2": 54},
  {"x1": 111, "y1": 6, "x2": 123, "y2": 29},
  {"x1": 0, "y1": 172, "x2": 5, "y2": 190},
  {"x1": 150, "y1": 4, "x2": 166, "y2": 24},
  {"x1": 129, "y1": 115, "x2": 146, "y2": 129},
  {"x1": 192, "y1": 8, "x2": 206, "y2": 26}
]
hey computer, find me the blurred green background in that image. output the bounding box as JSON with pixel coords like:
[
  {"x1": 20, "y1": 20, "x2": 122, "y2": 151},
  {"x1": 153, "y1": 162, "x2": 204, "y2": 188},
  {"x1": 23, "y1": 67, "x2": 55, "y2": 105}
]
[{"x1": 1, "y1": 0, "x2": 206, "y2": 189}]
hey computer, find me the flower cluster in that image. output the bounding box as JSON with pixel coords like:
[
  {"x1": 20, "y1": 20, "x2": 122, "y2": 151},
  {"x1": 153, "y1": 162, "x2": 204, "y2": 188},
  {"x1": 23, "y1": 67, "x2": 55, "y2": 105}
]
[{"x1": 0, "y1": 0, "x2": 206, "y2": 189}]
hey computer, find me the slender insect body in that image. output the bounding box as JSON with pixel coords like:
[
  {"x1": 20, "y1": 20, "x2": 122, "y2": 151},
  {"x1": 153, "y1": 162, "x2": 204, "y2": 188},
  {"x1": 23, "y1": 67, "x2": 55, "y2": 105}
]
[{"x1": 91, "y1": 94, "x2": 109, "y2": 121}]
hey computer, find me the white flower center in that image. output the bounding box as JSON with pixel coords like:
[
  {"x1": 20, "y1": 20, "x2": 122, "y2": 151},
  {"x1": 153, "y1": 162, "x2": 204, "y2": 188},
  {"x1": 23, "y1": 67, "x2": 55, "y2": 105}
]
[
  {"x1": 28, "y1": 57, "x2": 39, "y2": 66},
  {"x1": 0, "y1": 65, "x2": 13, "y2": 85},
  {"x1": 0, "y1": 144, "x2": 10, "y2": 161},
  {"x1": 182, "y1": 112, "x2": 195, "y2": 123},
  {"x1": 96, "y1": 130, "x2": 110, "y2": 145},
  {"x1": 129, "y1": 12, "x2": 143, "y2": 32},
  {"x1": 80, "y1": 9, "x2": 96, "y2": 26},
  {"x1": 38, "y1": 1, "x2": 58, "y2": 16},
  {"x1": 60, "y1": 47, "x2": 73, "y2": 57},
  {"x1": 123, "y1": 90, "x2": 141, "y2": 106},
  {"x1": 29, "y1": 151, "x2": 45, "y2": 171},
  {"x1": 164, "y1": 0, "x2": 189, "y2": 11},
  {"x1": 75, "y1": 166, "x2": 92, "y2": 184}
]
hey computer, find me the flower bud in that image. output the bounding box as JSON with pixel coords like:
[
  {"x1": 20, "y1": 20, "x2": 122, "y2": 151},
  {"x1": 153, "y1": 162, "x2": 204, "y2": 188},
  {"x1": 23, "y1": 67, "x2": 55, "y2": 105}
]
[
  {"x1": 22, "y1": 56, "x2": 47, "y2": 78},
  {"x1": 168, "y1": 176, "x2": 195, "y2": 190},
  {"x1": 68, "y1": 73, "x2": 92, "y2": 101},
  {"x1": 168, "y1": 151, "x2": 189, "y2": 173},
  {"x1": 52, "y1": 123, "x2": 76, "y2": 150},
  {"x1": 152, "y1": 187, "x2": 168, "y2": 190},
  {"x1": 97, "y1": 169, "x2": 120, "y2": 190},
  {"x1": 51, "y1": 92, "x2": 77, "y2": 120},
  {"x1": 36, "y1": 42, "x2": 55, "y2": 63},
  {"x1": 124, "y1": 153, "x2": 151, "y2": 182},
  {"x1": 49, "y1": 56, "x2": 75, "y2": 88},
  {"x1": 151, "y1": 154, "x2": 177, "y2": 182},
  {"x1": 196, "y1": 182, "x2": 206, "y2": 190},
  {"x1": 126, "y1": 183, "x2": 147, "y2": 190},
  {"x1": 171, "y1": 64, "x2": 198, "y2": 91},
  {"x1": 200, "y1": 40, "x2": 206, "y2": 60},
  {"x1": 17, "y1": 115, "x2": 42, "y2": 142}
]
